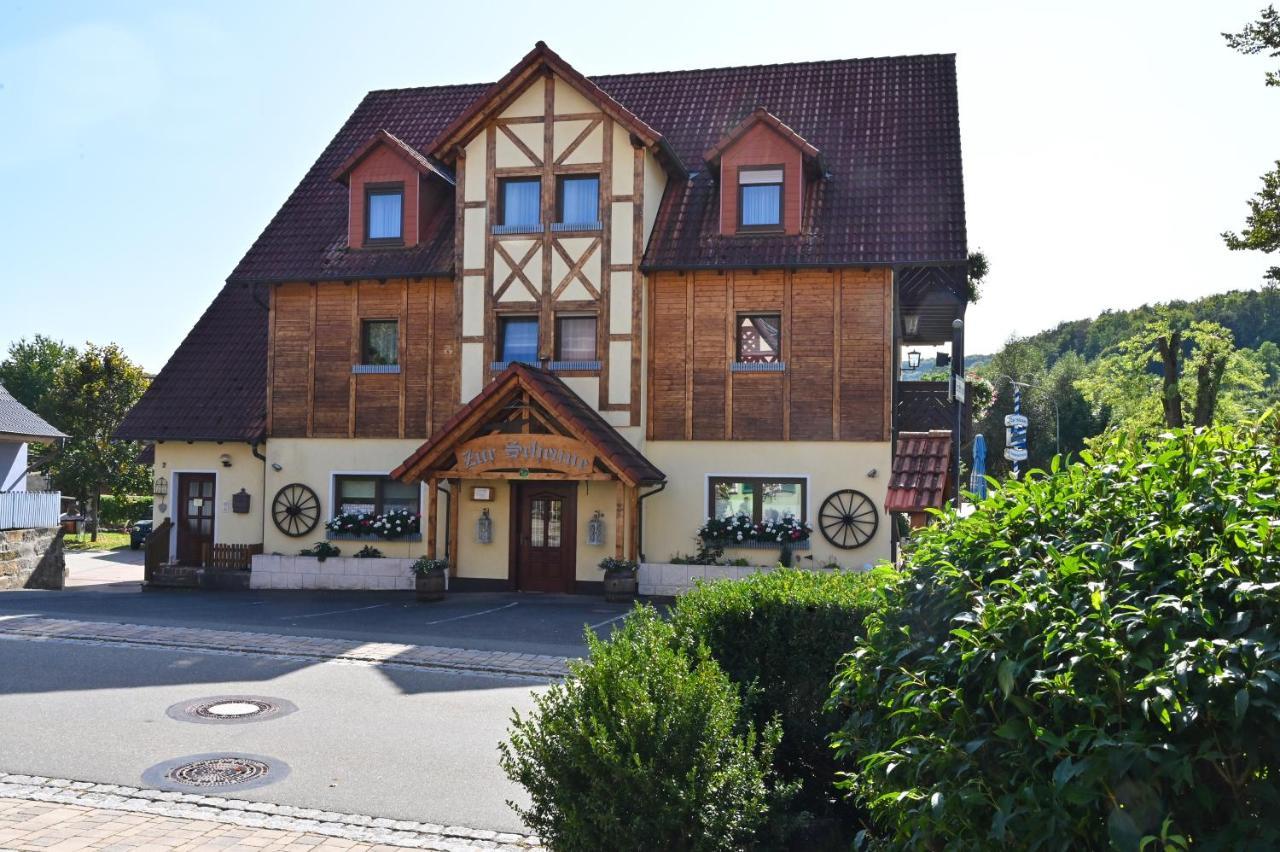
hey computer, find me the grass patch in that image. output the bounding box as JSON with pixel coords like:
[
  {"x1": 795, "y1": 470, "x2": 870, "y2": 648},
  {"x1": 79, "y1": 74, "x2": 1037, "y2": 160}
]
[{"x1": 62, "y1": 531, "x2": 131, "y2": 552}]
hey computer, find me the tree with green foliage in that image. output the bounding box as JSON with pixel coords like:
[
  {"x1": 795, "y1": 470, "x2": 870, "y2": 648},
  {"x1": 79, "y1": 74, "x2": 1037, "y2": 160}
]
[
  {"x1": 1223, "y1": 6, "x2": 1280, "y2": 282},
  {"x1": 966, "y1": 250, "x2": 990, "y2": 303},
  {"x1": 0, "y1": 335, "x2": 78, "y2": 418},
  {"x1": 832, "y1": 419, "x2": 1280, "y2": 850},
  {"x1": 44, "y1": 344, "x2": 150, "y2": 541},
  {"x1": 1076, "y1": 315, "x2": 1266, "y2": 432}
]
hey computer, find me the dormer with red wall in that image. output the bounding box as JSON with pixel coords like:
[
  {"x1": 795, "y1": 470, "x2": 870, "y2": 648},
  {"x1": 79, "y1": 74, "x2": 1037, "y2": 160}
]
[
  {"x1": 331, "y1": 129, "x2": 455, "y2": 249},
  {"x1": 704, "y1": 108, "x2": 823, "y2": 237}
]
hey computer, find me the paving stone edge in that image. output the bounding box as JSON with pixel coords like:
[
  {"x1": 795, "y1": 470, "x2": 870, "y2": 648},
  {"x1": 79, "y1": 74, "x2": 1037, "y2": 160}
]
[{"x1": 0, "y1": 773, "x2": 542, "y2": 851}]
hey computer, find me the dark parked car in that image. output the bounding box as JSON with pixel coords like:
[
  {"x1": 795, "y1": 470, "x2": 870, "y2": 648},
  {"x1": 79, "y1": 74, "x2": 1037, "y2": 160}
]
[{"x1": 129, "y1": 519, "x2": 153, "y2": 550}]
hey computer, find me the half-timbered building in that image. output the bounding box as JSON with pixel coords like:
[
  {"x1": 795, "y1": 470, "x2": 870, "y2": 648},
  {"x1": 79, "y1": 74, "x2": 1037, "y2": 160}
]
[{"x1": 119, "y1": 43, "x2": 968, "y2": 593}]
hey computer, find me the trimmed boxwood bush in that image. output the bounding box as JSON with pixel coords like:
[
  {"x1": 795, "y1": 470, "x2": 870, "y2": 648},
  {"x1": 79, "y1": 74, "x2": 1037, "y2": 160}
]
[
  {"x1": 671, "y1": 567, "x2": 890, "y2": 833},
  {"x1": 500, "y1": 606, "x2": 780, "y2": 851},
  {"x1": 832, "y1": 423, "x2": 1280, "y2": 850}
]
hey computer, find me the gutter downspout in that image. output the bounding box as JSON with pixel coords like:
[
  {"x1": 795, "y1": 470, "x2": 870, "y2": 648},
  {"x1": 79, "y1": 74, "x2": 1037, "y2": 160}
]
[
  {"x1": 250, "y1": 440, "x2": 267, "y2": 547},
  {"x1": 635, "y1": 481, "x2": 667, "y2": 563},
  {"x1": 437, "y1": 482, "x2": 451, "y2": 566}
]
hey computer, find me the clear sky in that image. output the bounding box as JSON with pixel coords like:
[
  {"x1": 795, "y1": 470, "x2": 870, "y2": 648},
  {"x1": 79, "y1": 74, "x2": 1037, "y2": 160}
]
[{"x1": 1, "y1": 0, "x2": 1277, "y2": 371}]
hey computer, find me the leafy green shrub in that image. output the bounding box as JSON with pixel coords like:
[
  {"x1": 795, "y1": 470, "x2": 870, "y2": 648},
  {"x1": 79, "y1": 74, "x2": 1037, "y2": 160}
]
[
  {"x1": 99, "y1": 494, "x2": 152, "y2": 528},
  {"x1": 672, "y1": 568, "x2": 889, "y2": 834},
  {"x1": 500, "y1": 606, "x2": 779, "y2": 851},
  {"x1": 832, "y1": 423, "x2": 1280, "y2": 850}
]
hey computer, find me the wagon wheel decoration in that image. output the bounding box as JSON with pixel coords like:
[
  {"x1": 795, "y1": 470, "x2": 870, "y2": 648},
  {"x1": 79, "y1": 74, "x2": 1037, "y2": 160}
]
[
  {"x1": 271, "y1": 483, "x2": 320, "y2": 537},
  {"x1": 818, "y1": 489, "x2": 879, "y2": 549}
]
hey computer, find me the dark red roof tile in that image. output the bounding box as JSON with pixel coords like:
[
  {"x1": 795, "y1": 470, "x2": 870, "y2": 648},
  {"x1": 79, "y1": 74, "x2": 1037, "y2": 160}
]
[
  {"x1": 885, "y1": 429, "x2": 952, "y2": 512},
  {"x1": 115, "y1": 283, "x2": 267, "y2": 442}
]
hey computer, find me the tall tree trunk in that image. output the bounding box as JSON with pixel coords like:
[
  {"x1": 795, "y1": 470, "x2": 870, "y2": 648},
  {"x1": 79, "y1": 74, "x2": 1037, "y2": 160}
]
[
  {"x1": 1192, "y1": 351, "x2": 1228, "y2": 427},
  {"x1": 1154, "y1": 331, "x2": 1184, "y2": 428},
  {"x1": 90, "y1": 485, "x2": 100, "y2": 542}
]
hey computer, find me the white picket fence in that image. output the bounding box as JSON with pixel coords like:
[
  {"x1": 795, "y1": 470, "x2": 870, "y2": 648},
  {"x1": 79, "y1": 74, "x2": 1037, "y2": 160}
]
[{"x1": 0, "y1": 491, "x2": 61, "y2": 530}]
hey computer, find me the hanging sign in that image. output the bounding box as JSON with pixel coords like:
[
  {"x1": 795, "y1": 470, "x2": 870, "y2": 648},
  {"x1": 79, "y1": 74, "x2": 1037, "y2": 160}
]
[
  {"x1": 456, "y1": 434, "x2": 595, "y2": 476},
  {"x1": 1004, "y1": 447, "x2": 1028, "y2": 462},
  {"x1": 1004, "y1": 414, "x2": 1028, "y2": 428}
]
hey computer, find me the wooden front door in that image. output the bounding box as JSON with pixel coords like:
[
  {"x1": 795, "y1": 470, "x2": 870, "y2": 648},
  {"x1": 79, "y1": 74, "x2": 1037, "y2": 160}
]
[
  {"x1": 513, "y1": 483, "x2": 577, "y2": 593},
  {"x1": 176, "y1": 473, "x2": 215, "y2": 566}
]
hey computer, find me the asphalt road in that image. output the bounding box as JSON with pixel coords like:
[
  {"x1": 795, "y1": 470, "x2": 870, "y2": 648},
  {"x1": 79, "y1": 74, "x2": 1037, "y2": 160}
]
[
  {"x1": 0, "y1": 637, "x2": 541, "y2": 832},
  {"x1": 1, "y1": 582, "x2": 632, "y2": 658}
]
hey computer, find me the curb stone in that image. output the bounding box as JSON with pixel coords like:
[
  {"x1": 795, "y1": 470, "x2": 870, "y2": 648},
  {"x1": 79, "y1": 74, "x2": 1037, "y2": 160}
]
[{"x1": 0, "y1": 773, "x2": 542, "y2": 850}]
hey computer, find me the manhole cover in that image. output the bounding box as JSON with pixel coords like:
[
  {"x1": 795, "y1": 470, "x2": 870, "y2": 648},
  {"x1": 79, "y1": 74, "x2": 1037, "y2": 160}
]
[
  {"x1": 166, "y1": 695, "x2": 297, "y2": 725},
  {"x1": 169, "y1": 757, "x2": 269, "y2": 787},
  {"x1": 142, "y1": 753, "x2": 289, "y2": 793}
]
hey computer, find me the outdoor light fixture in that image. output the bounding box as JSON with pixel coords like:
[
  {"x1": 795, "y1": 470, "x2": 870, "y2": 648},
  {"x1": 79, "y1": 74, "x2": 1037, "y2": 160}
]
[
  {"x1": 587, "y1": 510, "x2": 606, "y2": 547},
  {"x1": 152, "y1": 476, "x2": 168, "y2": 498},
  {"x1": 903, "y1": 313, "x2": 920, "y2": 337},
  {"x1": 907, "y1": 349, "x2": 922, "y2": 370},
  {"x1": 476, "y1": 508, "x2": 493, "y2": 544},
  {"x1": 219, "y1": 453, "x2": 232, "y2": 468}
]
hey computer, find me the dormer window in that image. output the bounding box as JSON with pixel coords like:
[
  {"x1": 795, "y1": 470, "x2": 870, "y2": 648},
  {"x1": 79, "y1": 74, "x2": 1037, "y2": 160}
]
[
  {"x1": 499, "y1": 178, "x2": 541, "y2": 231},
  {"x1": 365, "y1": 183, "x2": 404, "y2": 244},
  {"x1": 738, "y1": 167, "x2": 783, "y2": 230}
]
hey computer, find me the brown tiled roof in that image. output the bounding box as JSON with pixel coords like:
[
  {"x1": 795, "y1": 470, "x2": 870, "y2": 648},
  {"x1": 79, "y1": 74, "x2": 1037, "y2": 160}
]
[
  {"x1": 115, "y1": 283, "x2": 268, "y2": 442},
  {"x1": 885, "y1": 430, "x2": 952, "y2": 513},
  {"x1": 229, "y1": 50, "x2": 964, "y2": 284},
  {"x1": 393, "y1": 363, "x2": 663, "y2": 487},
  {"x1": 703, "y1": 106, "x2": 822, "y2": 167}
]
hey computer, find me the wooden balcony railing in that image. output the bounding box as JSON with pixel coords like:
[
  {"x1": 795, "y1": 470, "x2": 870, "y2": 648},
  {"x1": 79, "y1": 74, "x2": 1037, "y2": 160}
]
[{"x1": 896, "y1": 380, "x2": 971, "y2": 439}]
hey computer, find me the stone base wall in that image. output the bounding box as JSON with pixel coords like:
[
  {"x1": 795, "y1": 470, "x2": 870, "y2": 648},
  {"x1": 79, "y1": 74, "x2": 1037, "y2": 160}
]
[
  {"x1": 251, "y1": 554, "x2": 424, "y2": 591},
  {"x1": 639, "y1": 562, "x2": 780, "y2": 597},
  {"x1": 0, "y1": 528, "x2": 65, "y2": 590}
]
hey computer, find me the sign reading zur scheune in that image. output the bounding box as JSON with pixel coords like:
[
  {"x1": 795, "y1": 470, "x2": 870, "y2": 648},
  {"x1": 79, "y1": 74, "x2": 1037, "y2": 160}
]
[{"x1": 456, "y1": 434, "x2": 595, "y2": 475}]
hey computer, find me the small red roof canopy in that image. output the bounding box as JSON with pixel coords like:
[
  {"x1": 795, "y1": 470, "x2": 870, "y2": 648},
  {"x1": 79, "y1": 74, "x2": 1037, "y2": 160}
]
[{"x1": 885, "y1": 430, "x2": 953, "y2": 513}]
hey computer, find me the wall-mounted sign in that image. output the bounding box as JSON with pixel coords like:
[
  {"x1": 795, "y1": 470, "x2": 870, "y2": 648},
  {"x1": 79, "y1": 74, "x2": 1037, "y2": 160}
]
[
  {"x1": 456, "y1": 434, "x2": 595, "y2": 476},
  {"x1": 471, "y1": 486, "x2": 494, "y2": 501}
]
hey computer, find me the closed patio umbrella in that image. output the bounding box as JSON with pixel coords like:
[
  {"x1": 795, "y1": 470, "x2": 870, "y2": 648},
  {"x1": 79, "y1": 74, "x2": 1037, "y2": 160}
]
[{"x1": 969, "y1": 434, "x2": 988, "y2": 499}]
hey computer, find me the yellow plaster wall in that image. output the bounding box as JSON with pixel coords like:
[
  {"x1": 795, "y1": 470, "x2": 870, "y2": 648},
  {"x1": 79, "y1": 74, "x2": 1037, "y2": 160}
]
[
  {"x1": 464, "y1": 136, "x2": 486, "y2": 202},
  {"x1": 642, "y1": 149, "x2": 667, "y2": 247},
  {"x1": 640, "y1": 441, "x2": 893, "y2": 569},
  {"x1": 499, "y1": 82, "x2": 544, "y2": 118},
  {"x1": 553, "y1": 77, "x2": 597, "y2": 115},
  {"x1": 152, "y1": 441, "x2": 265, "y2": 548},
  {"x1": 456, "y1": 480, "x2": 510, "y2": 579}
]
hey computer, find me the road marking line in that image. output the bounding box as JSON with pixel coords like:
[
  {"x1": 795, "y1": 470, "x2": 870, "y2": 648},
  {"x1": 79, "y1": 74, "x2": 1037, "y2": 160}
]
[
  {"x1": 421, "y1": 601, "x2": 518, "y2": 626},
  {"x1": 284, "y1": 603, "x2": 388, "y2": 620},
  {"x1": 0, "y1": 614, "x2": 36, "y2": 622},
  {"x1": 588, "y1": 613, "x2": 629, "y2": 629}
]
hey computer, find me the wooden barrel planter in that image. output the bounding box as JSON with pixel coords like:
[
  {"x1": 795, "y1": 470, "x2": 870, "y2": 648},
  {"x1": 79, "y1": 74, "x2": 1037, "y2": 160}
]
[
  {"x1": 412, "y1": 558, "x2": 448, "y2": 602},
  {"x1": 603, "y1": 568, "x2": 638, "y2": 603}
]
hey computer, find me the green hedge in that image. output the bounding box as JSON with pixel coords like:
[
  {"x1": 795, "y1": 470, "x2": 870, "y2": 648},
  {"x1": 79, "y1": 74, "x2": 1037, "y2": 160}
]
[
  {"x1": 500, "y1": 606, "x2": 779, "y2": 851},
  {"x1": 671, "y1": 567, "x2": 889, "y2": 832},
  {"x1": 832, "y1": 422, "x2": 1280, "y2": 850},
  {"x1": 98, "y1": 495, "x2": 152, "y2": 528}
]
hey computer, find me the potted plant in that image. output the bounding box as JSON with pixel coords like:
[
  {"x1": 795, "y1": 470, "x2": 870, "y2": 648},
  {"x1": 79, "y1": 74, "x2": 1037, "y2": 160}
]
[
  {"x1": 411, "y1": 556, "x2": 448, "y2": 602},
  {"x1": 599, "y1": 556, "x2": 639, "y2": 603}
]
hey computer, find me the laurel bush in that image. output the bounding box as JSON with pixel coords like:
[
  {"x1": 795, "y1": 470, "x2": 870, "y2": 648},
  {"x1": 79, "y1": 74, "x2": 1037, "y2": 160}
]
[
  {"x1": 500, "y1": 606, "x2": 779, "y2": 851},
  {"x1": 832, "y1": 422, "x2": 1280, "y2": 850}
]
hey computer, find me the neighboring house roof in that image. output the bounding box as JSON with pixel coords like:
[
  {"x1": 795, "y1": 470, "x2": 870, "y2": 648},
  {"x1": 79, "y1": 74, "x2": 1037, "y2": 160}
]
[
  {"x1": 229, "y1": 49, "x2": 965, "y2": 284},
  {"x1": 393, "y1": 363, "x2": 664, "y2": 487},
  {"x1": 0, "y1": 383, "x2": 65, "y2": 442},
  {"x1": 330, "y1": 129, "x2": 455, "y2": 185},
  {"x1": 884, "y1": 430, "x2": 953, "y2": 513},
  {"x1": 115, "y1": 283, "x2": 268, "y2": 442}
]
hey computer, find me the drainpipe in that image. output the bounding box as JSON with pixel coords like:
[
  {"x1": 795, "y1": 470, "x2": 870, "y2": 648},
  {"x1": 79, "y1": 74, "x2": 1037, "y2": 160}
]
[
  {"x1": 250, "y1": 440, "x2": 267, "y2": 546},
  {"x1": 437, "y1": 482, "x2": 451, "y2": 563},
  {"x1": 635, "y1": 481, "x2": 667, "y2": 563}
]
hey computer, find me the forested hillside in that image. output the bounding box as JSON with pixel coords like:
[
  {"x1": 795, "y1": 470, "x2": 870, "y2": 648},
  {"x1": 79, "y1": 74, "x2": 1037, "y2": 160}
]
[{"x1": 964, "y1": 286, "x2": 1280, "y2": 476}]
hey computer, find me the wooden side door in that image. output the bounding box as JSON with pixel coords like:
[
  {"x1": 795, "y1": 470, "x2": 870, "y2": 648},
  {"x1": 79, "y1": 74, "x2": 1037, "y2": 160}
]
[
  {"x1": 513, "y1": 483, "x2": 577, "y2": 593},
  {"x1": 176, "y1": 473, "x2": 215, "y2": 566}
]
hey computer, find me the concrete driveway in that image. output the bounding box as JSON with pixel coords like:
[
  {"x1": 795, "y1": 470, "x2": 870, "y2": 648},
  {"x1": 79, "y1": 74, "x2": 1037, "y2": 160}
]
[{"x1": 64, "y1": 547, "x2": 144, "y2": 590}]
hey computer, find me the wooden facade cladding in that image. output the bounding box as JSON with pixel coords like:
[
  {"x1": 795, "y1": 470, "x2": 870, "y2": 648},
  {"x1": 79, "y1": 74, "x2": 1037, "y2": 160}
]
[
  {"x1": 646, "y1": 268, "x2": 891, "y2": 442},
  {"x1": 266, "y1": 278, "x2": 457, "y2": 439}
]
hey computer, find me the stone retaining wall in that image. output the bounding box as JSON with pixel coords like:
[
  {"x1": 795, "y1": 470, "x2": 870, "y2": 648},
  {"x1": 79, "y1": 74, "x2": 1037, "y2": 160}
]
[
  {"x1": 251, "y1": 554, "x2": 422, "y2": 591},
  {"x1": 0, "y1": 527, "x2": 65, "y2": 590}
]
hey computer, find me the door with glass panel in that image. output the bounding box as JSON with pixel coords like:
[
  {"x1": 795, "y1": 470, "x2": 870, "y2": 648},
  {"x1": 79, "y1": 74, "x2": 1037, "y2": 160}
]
[
  {"x1": 513, "y1": 483, "x2": 577, "y2": 593},
  {"x1": 176, "y1": 473, "x2": 215, "y2": 565}
]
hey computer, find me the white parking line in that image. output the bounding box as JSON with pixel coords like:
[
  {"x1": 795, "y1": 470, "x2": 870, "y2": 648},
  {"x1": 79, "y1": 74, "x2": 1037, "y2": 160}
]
[
  {"x1": 284, "y1": 603, "x2": 388, "y2": 620},
  {"x1": 421, "y1": 601, "x2": 518, "y2": 626},
  {"x1": 588, "y1": 612, "x2": 629, "y2": 630},
  {"x1": 0, "y1": 614, "x2": 36, "y2": 622}
]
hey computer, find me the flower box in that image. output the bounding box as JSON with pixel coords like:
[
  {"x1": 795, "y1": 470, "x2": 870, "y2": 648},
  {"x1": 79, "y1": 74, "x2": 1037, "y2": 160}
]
[{"x1": 326, "y1": 532, "x2": 422, "y2": 542}]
